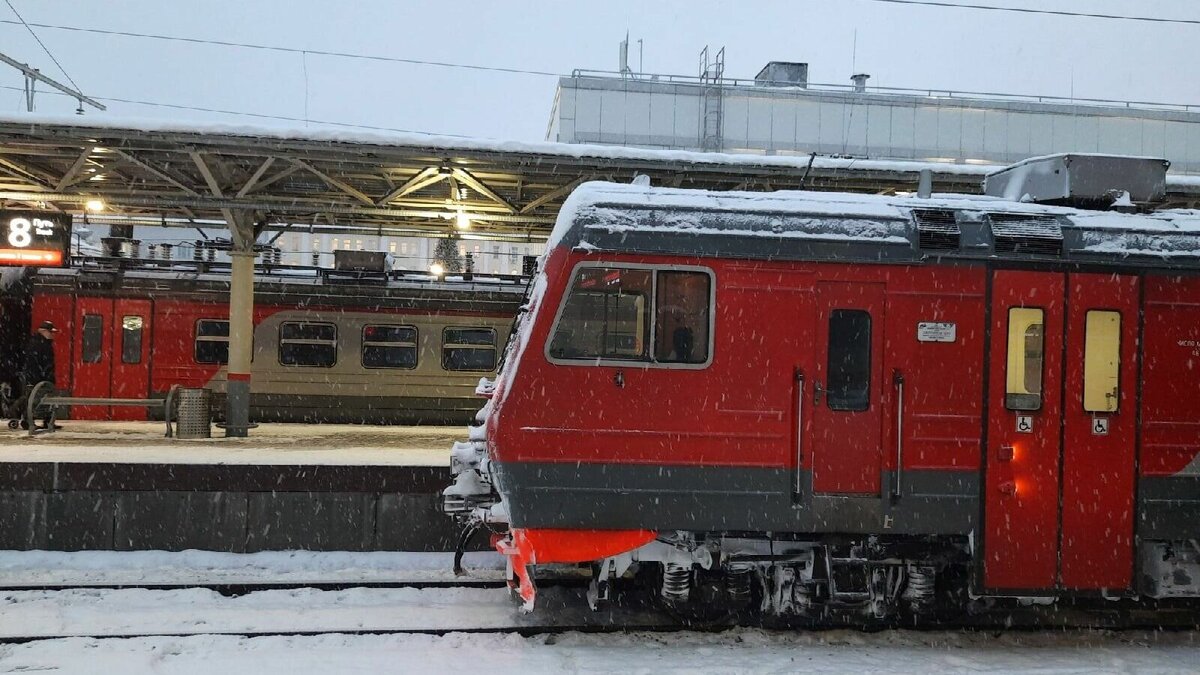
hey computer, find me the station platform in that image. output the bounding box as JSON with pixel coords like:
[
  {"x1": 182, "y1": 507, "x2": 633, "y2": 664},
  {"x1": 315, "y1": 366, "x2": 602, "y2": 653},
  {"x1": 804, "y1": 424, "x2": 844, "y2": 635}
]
[{"x1": 0, "y1": 422, "x2": 475, "y2": 554}]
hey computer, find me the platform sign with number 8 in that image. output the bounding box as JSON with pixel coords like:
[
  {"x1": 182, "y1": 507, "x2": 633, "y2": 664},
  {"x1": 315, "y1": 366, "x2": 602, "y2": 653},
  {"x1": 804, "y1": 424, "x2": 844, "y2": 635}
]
[{"x1": 0, "y1": 210, "x2": 72, "y2": 267}]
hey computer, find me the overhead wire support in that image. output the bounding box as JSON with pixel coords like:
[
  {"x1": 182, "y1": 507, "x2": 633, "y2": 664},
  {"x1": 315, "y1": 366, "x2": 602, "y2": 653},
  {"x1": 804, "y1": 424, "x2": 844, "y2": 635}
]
[{"x1": 0, "y1": 51, "x2": 105, "y2": 112}]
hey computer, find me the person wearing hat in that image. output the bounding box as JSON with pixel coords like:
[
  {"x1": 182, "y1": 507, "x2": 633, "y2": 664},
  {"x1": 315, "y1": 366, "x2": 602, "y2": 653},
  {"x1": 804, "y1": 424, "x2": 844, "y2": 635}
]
[{"x1": 18, "y1": 321, "x2": 59, "y2": 430}]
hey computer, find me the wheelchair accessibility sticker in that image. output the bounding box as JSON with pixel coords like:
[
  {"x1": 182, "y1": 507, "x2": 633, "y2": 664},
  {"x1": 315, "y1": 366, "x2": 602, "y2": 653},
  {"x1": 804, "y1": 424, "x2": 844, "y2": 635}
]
[{"x1": 1016, "y1": 416, "x2": 1033, "y2": 433}]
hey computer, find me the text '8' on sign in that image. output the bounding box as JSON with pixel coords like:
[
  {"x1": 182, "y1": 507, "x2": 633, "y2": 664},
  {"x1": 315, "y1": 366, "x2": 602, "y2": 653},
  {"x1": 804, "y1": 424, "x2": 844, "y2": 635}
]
[{"x1": 0, "y1": 211, "x2": 72, "y2": 267}]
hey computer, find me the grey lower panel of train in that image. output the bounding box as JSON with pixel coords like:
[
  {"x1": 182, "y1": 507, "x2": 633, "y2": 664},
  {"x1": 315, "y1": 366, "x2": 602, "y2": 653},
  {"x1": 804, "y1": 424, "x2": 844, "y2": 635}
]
[{"x1": 495, "y1": 463, "x2": 978, "y2": 535}]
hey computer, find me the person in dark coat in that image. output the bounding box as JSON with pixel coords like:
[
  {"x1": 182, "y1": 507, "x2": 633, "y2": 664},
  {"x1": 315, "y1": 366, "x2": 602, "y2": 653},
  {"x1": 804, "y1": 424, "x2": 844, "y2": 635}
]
[{"x1": 18, "y1": 321, "x2": 58, "y2": 430}]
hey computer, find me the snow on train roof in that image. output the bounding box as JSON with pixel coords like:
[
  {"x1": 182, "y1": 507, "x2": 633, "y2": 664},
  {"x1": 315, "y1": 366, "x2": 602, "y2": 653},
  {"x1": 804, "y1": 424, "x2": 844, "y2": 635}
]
[{"x1": 551, "y1": 181, "x2": 1200, "y2": 264}]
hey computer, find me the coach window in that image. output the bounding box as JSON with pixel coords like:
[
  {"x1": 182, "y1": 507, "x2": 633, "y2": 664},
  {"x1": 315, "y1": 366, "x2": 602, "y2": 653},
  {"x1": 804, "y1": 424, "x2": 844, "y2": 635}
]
[
  {"x1": 1083, "y1": 311, "x2": 1121, "y2": 413},
  {"x1": 82, "y1": 314, "x2": 103, "y2": 364},
  {"x1": 1005, "y1": 308, "x2": 1045, "y2": 411},
  {"x1": 121, "y1": 316, "x2": 144, "y2": 364},
  {"x1": 279, "y1": 321, "x2": 337, "y2": 367},
  {"x1": 826, "y1": 310, "x2": 872, "y2": 411},
  {"x1": 194, "y1": 319, "x2": 230, "y2": 364},
  {"x1": 363, "y1": 325, "x2": 418, "y2": 369},
  {"x1": 654, "y1": 271, "x2": 711, "y2": 364},
  {"x1": 442, "y1": 328, "x2": 497, "y2": 371},
  {"x1": 549, "y1": 267, "x2": 652, "y2": 360}
]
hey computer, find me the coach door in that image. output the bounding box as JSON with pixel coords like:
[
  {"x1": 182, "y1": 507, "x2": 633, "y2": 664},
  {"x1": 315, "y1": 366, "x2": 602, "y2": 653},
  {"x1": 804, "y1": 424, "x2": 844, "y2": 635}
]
[
  {"x1": 984, "y1": 270, "x2": 1138, "y2": 591},
  {"x1": 110, "y1": 299, "x2": 152, "y2": 420},
  {"x1": 72, "y1": 297, "x2": 114, "y2": 419},
  {"x1": 811, "y1": 282, "x2": 886, "y2": 494},
  {"x1": 70, "y1": 298, "x2": 153, "y2": 420}
]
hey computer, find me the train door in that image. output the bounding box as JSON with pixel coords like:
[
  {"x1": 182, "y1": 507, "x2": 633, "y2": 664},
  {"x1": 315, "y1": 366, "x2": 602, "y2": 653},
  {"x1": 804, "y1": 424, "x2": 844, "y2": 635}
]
[
  {"x1": 811, "y1": 282, "x2": 886, "y2": 494},
  {"x1": 984, "y1": 270, "x2": 1139, "y2": 591},
  {"x1": 110, "y1": 299, "x2": 152, "y2": 420},
  {"x1": 1059, "y1": 273, "x2": 1138, "y2": 590},
  {"x1": 72, "y1": 297, "x2": 114, "y2": 419}
]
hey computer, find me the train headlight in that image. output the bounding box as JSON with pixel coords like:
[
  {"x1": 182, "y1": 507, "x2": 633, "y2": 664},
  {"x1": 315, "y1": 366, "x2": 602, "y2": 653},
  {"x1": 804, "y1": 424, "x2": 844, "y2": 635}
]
[{"x1": 430, "y1": 262, "x2": 445, "y2": 277}]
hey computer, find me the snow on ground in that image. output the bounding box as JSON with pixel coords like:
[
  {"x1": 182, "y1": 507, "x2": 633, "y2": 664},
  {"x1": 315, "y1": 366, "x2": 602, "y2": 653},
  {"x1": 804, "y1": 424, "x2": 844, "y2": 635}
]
[
  {"x1": 0, "y1": 421, "x2": 461, "y2": 465},
  {"x1": 0, "y1": 550, "x2": 504, "y2": 587},
  {"x1": 1, "y1": 628, "x2": 1197, "y2": 675}
]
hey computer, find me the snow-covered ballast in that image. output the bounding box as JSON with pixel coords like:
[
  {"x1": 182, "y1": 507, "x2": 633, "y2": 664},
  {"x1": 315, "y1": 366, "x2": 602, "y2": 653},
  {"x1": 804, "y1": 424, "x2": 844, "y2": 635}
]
[{"x1": 551, "y1": 179, "x2": 1200, "y2": 270}]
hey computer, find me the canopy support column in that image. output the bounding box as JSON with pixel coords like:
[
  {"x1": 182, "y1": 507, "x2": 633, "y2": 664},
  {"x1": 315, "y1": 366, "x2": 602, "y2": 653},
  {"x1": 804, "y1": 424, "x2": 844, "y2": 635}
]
[{"x1": 225, "y1": 214, "x2": 257, "y2": 437}]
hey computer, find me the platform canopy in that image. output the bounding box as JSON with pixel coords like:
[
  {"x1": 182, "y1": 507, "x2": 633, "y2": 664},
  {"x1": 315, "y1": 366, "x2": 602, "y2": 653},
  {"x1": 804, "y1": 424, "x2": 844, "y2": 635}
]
[{"x1": 0, "y1": 114, "x2": 998, "y2": 244}]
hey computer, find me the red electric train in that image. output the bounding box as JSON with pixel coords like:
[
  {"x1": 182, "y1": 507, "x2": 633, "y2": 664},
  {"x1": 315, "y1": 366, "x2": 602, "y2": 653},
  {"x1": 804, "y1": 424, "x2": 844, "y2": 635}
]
[
  {"x1": 445, "y1": 155, "x2": 1200, "y2": 621},
  {"x1": 1, "y1": 261, "x2": 524, "y2": 425}
]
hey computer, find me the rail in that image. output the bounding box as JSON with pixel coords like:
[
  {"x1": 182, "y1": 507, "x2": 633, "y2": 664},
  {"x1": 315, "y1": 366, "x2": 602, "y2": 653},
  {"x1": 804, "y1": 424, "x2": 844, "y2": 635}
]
[
  {"x1": 568, "y1": 69, "x2": 1200, "y2": 114},
  {"x1": 26, "y1": 382, "x2": 180, "y2": 438}
]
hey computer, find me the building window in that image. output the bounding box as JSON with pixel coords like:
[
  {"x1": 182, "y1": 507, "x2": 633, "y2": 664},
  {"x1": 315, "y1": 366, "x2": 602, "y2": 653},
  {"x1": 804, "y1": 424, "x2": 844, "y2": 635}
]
[
  {"x1": 1005, "y1": 307, "x2": 1045, "y2": 411},
  {"x1": 548, "y1": 266, "x2": 713, "y2": 366},
  {"x1": 279, "y1": 321, "x2": 337, "y2": 367},
  {"x1": 82, "y1": 314, "x2": 103, "y2": 364},
  {"x1": 1083, "y1": 310, "x2": 1121, "y2": 412},
  {"x1": 194, "y1": 319, "x2": 230, "y2": 364},
  {"x1": 362, "y1": 325, "x2": 418, "y2": 369},
  {"x1": 826, "y1": 310, "x2": 872, "y2": 411},
  {"x1": 121, "y1": 316, "x2": 144, "y2": 364},
  {"x1": 442, "y1": 327, "x2": 497, "y2": 371},
  {"x1": 388, "y1": 241, "x2": 397, "y2": 253}
]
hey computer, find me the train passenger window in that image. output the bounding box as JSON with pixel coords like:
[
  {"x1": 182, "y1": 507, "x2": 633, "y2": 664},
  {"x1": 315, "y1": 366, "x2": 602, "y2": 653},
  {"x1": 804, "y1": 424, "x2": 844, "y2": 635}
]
[
  {"x1": 1083, "y1": 311, "x2": 1121, "y2": 413},
  {"x1": 194, "y1": 319, "x2": 230, "y2": 364},
  {"x1": 548, "y1": 267, "x2": 652, "y2": 360},
  {"x1": 826, "y1": 310, "x2": 872, "y2": 411},
  {"x1": 82, "y1": 314, "x2": 103, "y2": 364},
  {"x1": 121, "y1": 316, "x2": 144, "y2": 364},
  {"x1": 1005, "y1": 307, "x2": 1044, "y2": 411},
  {"x1": 362, "y1": 325, "x2": 418, "y2": 369},
  {"x1": 279, "y1": 321, "x2": 337, "y2": 367},
  {"x1": 654, "y1": 272, "x2": 711, "y2": 364},
  {"x1": 442, "y1": 328, "x2": 497, "y2": 371}
]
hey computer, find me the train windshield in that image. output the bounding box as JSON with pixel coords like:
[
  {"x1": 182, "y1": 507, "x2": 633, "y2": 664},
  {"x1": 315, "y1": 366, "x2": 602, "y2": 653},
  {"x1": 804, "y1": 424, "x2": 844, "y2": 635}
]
[{"x1": 549, "y1": 267, "x2": 650, "y2": 360}]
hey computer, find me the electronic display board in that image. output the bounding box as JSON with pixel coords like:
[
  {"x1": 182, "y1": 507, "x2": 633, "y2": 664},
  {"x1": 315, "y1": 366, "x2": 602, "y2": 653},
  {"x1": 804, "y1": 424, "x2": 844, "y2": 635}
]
[{"x1": 0, "y1": 210, "x2": 73, "y2": 267}]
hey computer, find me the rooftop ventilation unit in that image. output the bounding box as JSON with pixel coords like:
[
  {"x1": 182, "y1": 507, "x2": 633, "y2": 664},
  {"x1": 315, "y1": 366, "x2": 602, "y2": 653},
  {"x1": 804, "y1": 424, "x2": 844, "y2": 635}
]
[
  {"x1": 754, "y1": 61, "x2": 808, "y2": 88},
  {"x1": 912, "y1": 209, "x2": 960, "y2": 251},
  {"x1": 984, "y1": 153, "x2": 1169, "y2": 209},
  {"x1": 987, "y1": 213, "x2": 1063, "y2": 256}
]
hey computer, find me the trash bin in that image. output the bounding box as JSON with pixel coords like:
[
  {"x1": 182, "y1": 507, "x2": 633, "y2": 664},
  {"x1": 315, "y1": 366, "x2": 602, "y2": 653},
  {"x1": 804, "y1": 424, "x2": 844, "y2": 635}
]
[{"x1": 175, "y1": 387, "x2": 212, "y2": 439}]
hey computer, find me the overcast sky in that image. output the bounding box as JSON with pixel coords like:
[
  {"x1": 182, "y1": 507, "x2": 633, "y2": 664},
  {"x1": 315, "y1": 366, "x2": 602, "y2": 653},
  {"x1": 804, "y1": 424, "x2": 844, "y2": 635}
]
[{"x1": 2, "y1": 1, "x2": 1198, "y2": 141}]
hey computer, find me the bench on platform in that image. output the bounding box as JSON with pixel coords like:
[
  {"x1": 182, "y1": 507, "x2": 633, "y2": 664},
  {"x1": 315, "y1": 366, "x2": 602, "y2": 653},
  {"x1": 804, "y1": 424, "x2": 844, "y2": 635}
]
[{"x1": 26, "y1": 382, "x2": 182, "y2": 438}]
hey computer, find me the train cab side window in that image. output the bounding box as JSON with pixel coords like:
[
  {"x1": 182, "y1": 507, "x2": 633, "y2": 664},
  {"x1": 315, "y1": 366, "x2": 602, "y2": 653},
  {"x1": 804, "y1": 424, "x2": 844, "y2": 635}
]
[
  {"x1": 82, "y1": 314, "x2": 103, "y2": 364},
  {"x1": 826, "y1": 310, "x2": 872, "y2": 411},
  {"x1": 548, "y1": 267, "x2": 652, "y2": 360},
  {"x1": 363, "y1": 325, "x2": 418, "y2": 369},
  {"x1": 195, "y1": 319, "x2": 230, "y2": 365},
  {"x1": 279, "y1": 321, "x2": 337, "y2": 367},
  {"x1": 121, "y1": 316, "x2": 144, "y2": 364},
  {"x1": 1083, "y1": 310, "x2": 1121, "y2": 413},
  {"x1": 654, "y1": 272, "x2": 711, "y2": 364},
  {"x1": 442, "y1": 328, "x2": 497, "y2": 371},
  {"x1": 1005, "y1": 307, "x2": 1045, "y2": 411}
]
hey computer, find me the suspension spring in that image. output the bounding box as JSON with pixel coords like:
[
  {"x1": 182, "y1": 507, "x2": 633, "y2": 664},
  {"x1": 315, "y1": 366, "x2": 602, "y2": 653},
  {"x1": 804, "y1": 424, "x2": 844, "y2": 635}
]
[
  {"x1": 726, "y1": 561, "x2": 754, "y2": 604},
  {"x1": 661, "y1": 562, "x2": 692, "y2": 604},
  {"x1": 903, "y1": 565, "x2": 936, "y2": 612}
]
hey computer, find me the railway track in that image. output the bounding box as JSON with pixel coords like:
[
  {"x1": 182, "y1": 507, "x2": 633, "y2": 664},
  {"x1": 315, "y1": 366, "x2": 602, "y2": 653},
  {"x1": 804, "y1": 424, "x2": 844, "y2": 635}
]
[{"x1": 3, "y1": 574, "x2": 1199, "y2": 644}]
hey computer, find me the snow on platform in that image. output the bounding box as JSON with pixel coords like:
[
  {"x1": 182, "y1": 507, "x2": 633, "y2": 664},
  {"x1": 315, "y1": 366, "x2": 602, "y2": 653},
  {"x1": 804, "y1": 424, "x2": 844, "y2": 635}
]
[{"x1": 0, "y1": 421, "x2": 462, "y2": 466}]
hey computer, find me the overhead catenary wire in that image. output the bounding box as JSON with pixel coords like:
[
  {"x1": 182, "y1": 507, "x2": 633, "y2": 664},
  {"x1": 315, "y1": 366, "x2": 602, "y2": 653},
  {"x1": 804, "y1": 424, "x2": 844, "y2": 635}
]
[
  {"x1": 0, "y1": 19, "x2": 563, "y2": 78},
  {"x1": 860, "y1": 0, "x2": 1200, "y2": 26},
  {"x1": 0, "y1": 83, "x2": 471, "y2": 137},
  {"x1": 3, "y1": 1, "x2": 85, "y2": 91}
]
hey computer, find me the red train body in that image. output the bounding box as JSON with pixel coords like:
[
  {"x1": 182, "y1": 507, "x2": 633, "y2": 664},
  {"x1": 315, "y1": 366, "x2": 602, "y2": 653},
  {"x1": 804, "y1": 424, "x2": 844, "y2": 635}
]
[
  {"x1": 3, "y1": 266, "x2": 522, "y2": 424},
  {"x1": 446, "y1": 178, "x2": 1200, "y2": 620}
]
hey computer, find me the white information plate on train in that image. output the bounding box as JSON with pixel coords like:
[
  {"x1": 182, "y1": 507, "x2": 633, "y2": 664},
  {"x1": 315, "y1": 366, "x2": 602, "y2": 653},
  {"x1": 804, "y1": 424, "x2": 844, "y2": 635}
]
[
  {"x1": 917, "y1": 321, "x2": 956, "y2": 343},
  {"x1": 0, "y1": 210, "x2": 72, "y2": 267}
]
